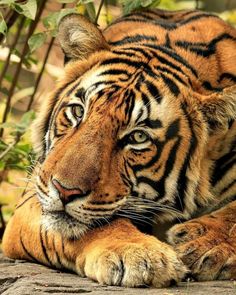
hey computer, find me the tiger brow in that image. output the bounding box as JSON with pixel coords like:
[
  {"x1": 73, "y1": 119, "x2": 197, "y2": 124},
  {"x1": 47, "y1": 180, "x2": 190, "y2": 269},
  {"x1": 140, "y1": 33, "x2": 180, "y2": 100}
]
[
  {"x1": 134, "y1": 109, "x2": 163, "y2": 129},
  {"x1": 74, "y1": 87, "x2": 86, "y2": 103},
  {"x1": 138, "y1": 118, "x2": 163, "y2": 129}
]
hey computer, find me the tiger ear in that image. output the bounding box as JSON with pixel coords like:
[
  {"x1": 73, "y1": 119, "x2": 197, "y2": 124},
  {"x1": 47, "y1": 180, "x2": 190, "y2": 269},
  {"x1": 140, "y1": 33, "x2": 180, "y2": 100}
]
[
  {"x1": 58, "y1": 13, "x2": 110, "y2": 63},
  {"x1": 198, "y1": 86, "x2": 236, "y2": 130}
]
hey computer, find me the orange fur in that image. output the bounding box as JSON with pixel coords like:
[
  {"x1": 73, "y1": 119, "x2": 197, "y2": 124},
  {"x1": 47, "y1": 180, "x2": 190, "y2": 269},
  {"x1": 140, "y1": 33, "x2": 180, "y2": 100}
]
[{"x1": 2, "y1": 9, "x2": 236, "y2": 286}]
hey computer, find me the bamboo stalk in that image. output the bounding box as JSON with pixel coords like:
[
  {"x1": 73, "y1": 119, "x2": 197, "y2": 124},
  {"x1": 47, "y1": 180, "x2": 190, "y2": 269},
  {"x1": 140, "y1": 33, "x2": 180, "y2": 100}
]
[
  {"x1": 196, "y1": 0, "x2": 199, "y2": 9},
  {"x1": 0, "y1": 10, "x2": 19, "y2": 44},
  {"x1": 26, "y1": 2, "x2": 66, "y2": 111},
  {"x1": 95, "y1": 0, "x2": 105, "y2": 24},
  {"x1": 26, "y1": 36, "x2": 55, "y2": 111},
  {"x1": 0, "y1": 17, "x2": 25, "y2": 91}
]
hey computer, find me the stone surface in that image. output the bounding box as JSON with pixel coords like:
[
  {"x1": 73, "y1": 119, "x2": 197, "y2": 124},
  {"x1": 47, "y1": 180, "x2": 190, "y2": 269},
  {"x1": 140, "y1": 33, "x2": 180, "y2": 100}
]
[{"x1": 0, "y1": 253, "x2": 236, "y2": 295}]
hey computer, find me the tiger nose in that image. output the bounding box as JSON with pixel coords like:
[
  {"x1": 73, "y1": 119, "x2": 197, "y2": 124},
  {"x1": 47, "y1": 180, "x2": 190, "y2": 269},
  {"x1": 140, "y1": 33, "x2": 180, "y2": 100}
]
[{"x1": 52, "y1": 178, "x2": 90, "y2": 205}]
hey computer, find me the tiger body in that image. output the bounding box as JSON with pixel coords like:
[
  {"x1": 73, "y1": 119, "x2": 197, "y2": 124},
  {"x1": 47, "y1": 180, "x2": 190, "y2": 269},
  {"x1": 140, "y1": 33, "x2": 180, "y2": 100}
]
[{"x1": 2, "y1": 9, "x2": 236, "y2": 287}]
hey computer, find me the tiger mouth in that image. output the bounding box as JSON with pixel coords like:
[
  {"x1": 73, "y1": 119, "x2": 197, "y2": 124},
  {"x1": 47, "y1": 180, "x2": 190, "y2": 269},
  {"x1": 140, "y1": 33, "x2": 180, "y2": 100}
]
[
  {"x1": 42, "y1": 209, "x2": 115, "y2": 237},
  {"x1": 44, "y1": 210, "x2": 90, "y2": 227}
]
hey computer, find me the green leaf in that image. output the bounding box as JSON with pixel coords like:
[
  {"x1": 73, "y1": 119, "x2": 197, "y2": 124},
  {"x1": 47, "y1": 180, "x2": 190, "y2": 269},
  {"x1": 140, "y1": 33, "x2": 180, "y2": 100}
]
[
  {"x1": 15, "y1": 143, "x2": 31, "y2": 153},
  {"x1": 14, "y1": 0, "x2": 37, "y2": 20},
  {"x1": 141, "y1": 0, "x2": 153, "y2": 7},
  {"x1": 0, "y1": 122, "x2": 16, "y2": 129},
  {"x1": 43, "y1": 12, "x2": 59, "y2": 30},
  {"x1": 28, "y1": 32, "x2": 47, "y2": 53},
  {"x1": 84, "y1": 2, "x2": 96, "y2": 22},
  {"x1": 119, "y1": 0, "x2": 141, "y2": 15},
  {"x1": 0, "y1": 87, "x2": 9, "y2": 96},
  {"x1": 119, "y1": 0, "x2": 160, "y2": 14},
  {"x1": 0, "y1": 18, "x2": 7, "y2": 36},
  {"x1": 16, "y1": 110, "x2": 35, "y2": 132},
  {"x1": 0, "y1": 160, "x2": 5, "y2": 171},
  {"x1": 144, "y1": 0, "x2": 161, "y2": 8},
  {"x1": 44, "y1": 8, "x2": 78, "y2": 36}
]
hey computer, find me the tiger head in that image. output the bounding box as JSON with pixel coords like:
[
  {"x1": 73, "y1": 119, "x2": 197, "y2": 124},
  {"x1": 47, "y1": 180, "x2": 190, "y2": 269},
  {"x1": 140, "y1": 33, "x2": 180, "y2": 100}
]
[{"x1": 33, "y1": 14, "x2": 236, "y2": 238}]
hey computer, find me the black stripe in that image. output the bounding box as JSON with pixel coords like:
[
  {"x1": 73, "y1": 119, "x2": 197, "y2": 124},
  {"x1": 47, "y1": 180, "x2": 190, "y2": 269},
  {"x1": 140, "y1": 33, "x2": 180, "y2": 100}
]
[
  {"x1": 52, "y1": 237, "x2": 64, "y2": 268},
  {"x1": 42, "y1": 84, "x2": 71, "y2": 153},
  {"x1": 137, "y1": 136, "x2": 181, "y2": 200},
  {"x1": 75, "y1": 88, "x2": 86, "y2": 103},
  {"x1": 99, "y1": 69, "x2": 130, "y2": 77},
  {"x1": 220, "y1": 179, "x2": 236, "y2": 195},
  {"x1": 61, "y1": 238, "x2": 73, "y2": 263},
  {"x1": 180, "y1": 13, "x2": 220, "y2": 26},
  {"x1": 123, "y1": 160, "x2": 134, "y2": 187},
  {"x1": 99, "y1": 69, "x2": 131, "y2": 83},
  {"x1": 20, "y1": 230, "x2": 40, "y2": 263},
  {"x1": 161, "y1": 73, "x2": 180, "y2": 96},
  {"x1": 121, "y1": 172, "x2": 131, "y2": 187},
  {"x1": 219, "y1": 73, "x2": 236, "y2": 83},
  {"x1": 211, "y1": 152, "x2": 236, "y2": 186},
  {"x1": 113, "y1": 13, "x2": 218, "y2": 30},
  {"x1": 114, "y1": 17, "x2": 177, "y2": 30},
  {"x1": 202, "y1": 81, "x2": 222, "y2": 92},
  {"x1": 39, "y1": 225, "x2": 52, "y2": 266},
  {"x1": 124, "y1": 89, "x2": 135, "y2": 125},
  {"x1": 120, "y1": 46, "x2": 153, "y2": 59},
  {"x1": 155, "y1": 66, "x2": 188, "y2": 86},
  {"x1": 109, "y1": 34, "x2": 157, "y2": 46},
  {"x1": 112, "y1": 50, "x2": 134, "y2": 57},
  {"x1": 174, "y1": 103, "x2": 198, "y2": 211},
  {"x1": 135, "y1": 109, "x2": 144, "y2": 124},
  {"x1": 141, "y1": 118, "x2": 163, "y2": 129},
  {"x1": 166, "y1": 119, "x2": 180, "y2": 139},
  {"x1": 165, "y1": 33, "x2": 171, "y2": 48},
  {"x1": 37, "y1": 182, "x2": 48, "y2": 196},
  {"x1": 16, "y1": 194, "x2": 36, "y2": 210},
  {"x1": 39, "y1": 172, "x2": 48, "y2": 188},
  {"x1": 144, "y1": 44, "x2": 198, "y2": 78},
  {"x1": 145, "y1": 80, "x2": 162, "y2": 102},
  {"x1": 152, "y1": 51, "x2": 189, "y2": 79},
  {"x1": 132, "y1": 120, "x2": 180, "y2": 173},
  {"x1": 100, "y1": 57, "x2": 152, "y2": 72},
  {"x1": 175, "y1": 33, "x2": 236, "y2": 58},
  {"x1": 140, "y1": 9, "x2": 201, "y2": 20}
]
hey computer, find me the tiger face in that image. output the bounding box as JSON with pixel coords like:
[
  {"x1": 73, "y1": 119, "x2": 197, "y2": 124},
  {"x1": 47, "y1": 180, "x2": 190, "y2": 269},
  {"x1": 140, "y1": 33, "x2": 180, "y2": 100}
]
[{"x1": 33, "y1": 13, "x2": 236, "y2": 238}]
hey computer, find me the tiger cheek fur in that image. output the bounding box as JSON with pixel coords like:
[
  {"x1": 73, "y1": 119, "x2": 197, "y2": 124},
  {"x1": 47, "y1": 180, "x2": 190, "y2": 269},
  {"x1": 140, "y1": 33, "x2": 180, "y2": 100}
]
[{"x1": 2, "y1": 8, "x2": 236, "y2": 287}]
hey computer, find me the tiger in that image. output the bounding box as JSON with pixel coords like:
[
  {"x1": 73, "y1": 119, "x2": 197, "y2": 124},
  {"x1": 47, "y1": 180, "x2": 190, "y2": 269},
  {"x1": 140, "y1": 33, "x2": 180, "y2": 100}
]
[{"x1": 2, "y1": 8, "x2": 236, "y2": 288}]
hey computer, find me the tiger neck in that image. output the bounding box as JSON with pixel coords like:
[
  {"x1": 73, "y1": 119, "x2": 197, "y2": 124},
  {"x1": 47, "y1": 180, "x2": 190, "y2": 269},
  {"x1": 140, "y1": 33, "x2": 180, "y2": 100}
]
[{"x1": 196, "y1": 120, "x2": 236, "y2": 214}]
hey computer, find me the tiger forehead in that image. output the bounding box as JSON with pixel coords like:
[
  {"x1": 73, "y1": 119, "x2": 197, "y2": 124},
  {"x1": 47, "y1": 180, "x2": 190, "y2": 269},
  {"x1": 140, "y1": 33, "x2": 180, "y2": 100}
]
[{"x1": 61, "y1": 59, "x2": 176, "y2": 127}]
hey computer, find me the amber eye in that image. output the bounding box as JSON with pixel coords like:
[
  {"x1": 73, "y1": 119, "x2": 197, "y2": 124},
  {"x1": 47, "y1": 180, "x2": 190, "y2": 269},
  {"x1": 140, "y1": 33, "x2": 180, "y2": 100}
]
[
  {"x1": 72, "y1": 105, "x2": 84, "y2": 119},
  {"x1": 130, "y1": 131, "x2": 149, "y2": 144}
]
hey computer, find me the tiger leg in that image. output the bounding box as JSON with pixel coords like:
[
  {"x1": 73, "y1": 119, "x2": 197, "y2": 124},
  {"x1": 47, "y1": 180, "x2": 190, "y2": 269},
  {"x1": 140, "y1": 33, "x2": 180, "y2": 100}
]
[
  {"x1": 167, "y1": 201, "x2": 236, "y2": 280},
  {"x1": 2, "y1": 193, "x2": 187, "y2": 287}
]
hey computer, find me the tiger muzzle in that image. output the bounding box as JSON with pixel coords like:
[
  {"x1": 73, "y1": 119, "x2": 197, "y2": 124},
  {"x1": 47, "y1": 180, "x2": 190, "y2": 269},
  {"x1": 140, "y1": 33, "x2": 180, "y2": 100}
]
[{"x1": 52, "y1": 178, "x2": 91, "y2": 205}]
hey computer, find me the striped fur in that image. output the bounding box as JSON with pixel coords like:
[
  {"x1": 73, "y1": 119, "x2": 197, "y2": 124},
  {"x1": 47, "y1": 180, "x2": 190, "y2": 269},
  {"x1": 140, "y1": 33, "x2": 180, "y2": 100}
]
[{"x1": 2, "y1": 9, "x2": 236, "y2": 286}]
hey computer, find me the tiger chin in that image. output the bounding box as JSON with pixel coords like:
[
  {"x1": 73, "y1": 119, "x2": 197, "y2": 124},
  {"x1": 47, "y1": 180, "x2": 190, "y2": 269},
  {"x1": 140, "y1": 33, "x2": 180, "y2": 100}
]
[{"x1": 2, "y1": 8, "x2": 236, "y2": 288}]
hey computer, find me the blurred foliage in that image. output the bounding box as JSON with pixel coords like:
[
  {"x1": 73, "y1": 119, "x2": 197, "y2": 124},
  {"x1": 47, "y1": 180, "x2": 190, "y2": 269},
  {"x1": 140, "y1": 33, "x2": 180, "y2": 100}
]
[
  {"x1": 0, "y1": 0, "x2": 236, "y2": 235},
  {"x1": 0, "y1": 110, "x2": 35, "y2": 173}
]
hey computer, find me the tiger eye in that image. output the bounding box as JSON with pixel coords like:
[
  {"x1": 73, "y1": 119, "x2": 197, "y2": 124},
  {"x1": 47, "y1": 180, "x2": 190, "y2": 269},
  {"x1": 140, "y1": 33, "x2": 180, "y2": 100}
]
[
  {"x1": 73, "y1": 105, "x2": 84, "y2": 119},
  {"x1": 132, "y1": 131, "x2": 148, "y2": 144}
]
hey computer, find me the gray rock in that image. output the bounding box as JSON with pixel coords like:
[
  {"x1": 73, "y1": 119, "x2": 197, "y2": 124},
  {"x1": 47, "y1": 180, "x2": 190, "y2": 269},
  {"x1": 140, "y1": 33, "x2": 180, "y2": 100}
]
[{"x1": 0, "y1": 253, "x2": 235, "y2": 295}]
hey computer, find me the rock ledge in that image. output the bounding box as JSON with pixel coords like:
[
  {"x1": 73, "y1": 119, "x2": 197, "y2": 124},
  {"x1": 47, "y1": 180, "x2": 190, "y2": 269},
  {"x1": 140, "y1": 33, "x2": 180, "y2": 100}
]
[{"x1": 0, "y1": 253, "x2": 235, "y2": 295}]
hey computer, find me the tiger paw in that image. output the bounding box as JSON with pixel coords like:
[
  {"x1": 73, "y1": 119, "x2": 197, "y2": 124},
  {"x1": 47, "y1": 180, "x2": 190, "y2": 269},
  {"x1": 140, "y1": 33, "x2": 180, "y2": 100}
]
[
  {"x1": 167, "y1": 218, "x2": 236, "y2": 280},
  {"x1": 76, "y1": 237, "x2": 187, "y2": 287}
]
